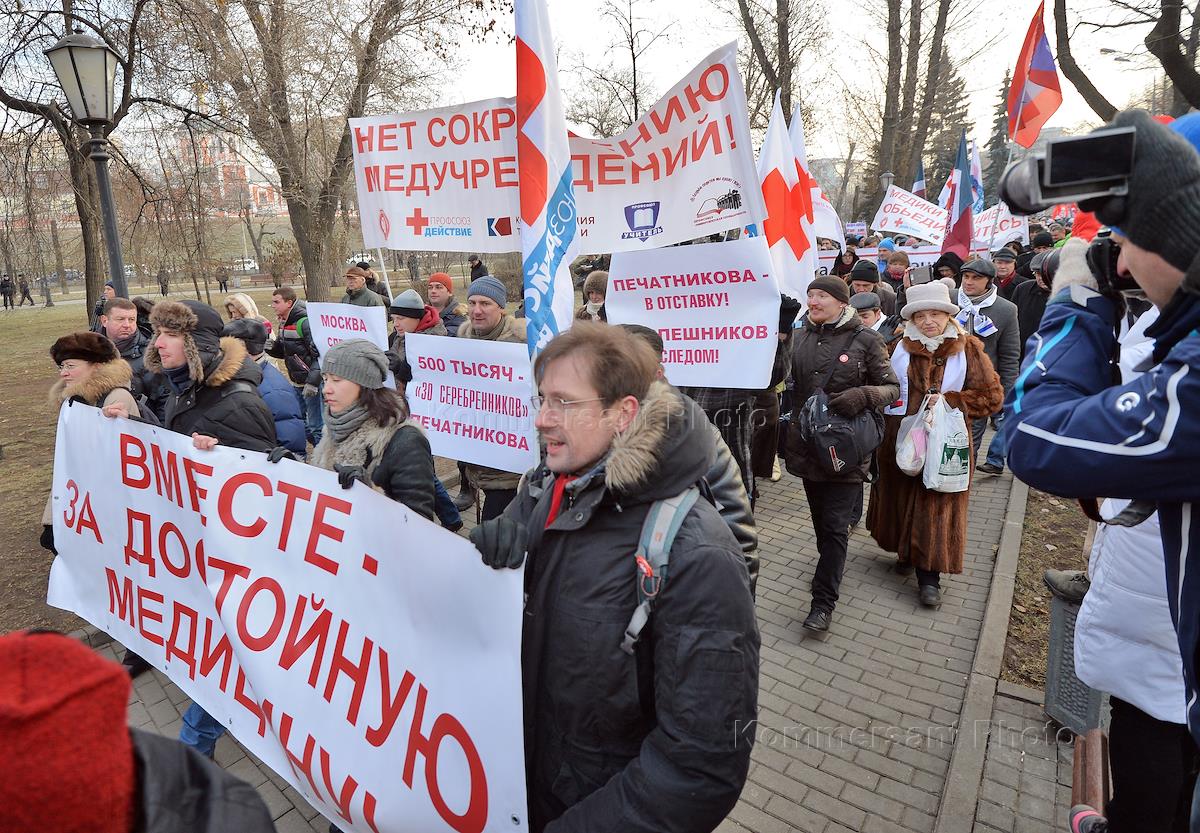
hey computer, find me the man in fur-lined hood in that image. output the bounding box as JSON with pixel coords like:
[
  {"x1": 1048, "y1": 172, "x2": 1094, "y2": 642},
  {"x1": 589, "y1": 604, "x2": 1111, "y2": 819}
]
[
  {"x1": 468, "y1": 322, "x2": 759, "y2": 833},
  {"x1": 136, "y1": 299, "x2": 276, "y2": 453}
]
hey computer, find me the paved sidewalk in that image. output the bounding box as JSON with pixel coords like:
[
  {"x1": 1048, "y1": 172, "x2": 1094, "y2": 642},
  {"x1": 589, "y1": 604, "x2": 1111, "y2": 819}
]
[{"x1": 91, "y1": 447, "x2": 1021, "y2": 832}]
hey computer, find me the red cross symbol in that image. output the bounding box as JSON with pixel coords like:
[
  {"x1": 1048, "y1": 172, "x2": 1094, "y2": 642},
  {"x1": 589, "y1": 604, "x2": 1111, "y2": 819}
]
[
  {"x1": 761, "y1": 168, "x2": 809, "y2": 261},
  {"x1": 406, "y1": 208, "x2": 430, "y2": 235}
]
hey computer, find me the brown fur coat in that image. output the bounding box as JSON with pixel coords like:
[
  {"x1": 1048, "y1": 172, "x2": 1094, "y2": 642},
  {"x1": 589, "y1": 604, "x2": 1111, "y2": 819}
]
[{"x1": 866, "y1": 327, "x2": 1003, "y2": 574}]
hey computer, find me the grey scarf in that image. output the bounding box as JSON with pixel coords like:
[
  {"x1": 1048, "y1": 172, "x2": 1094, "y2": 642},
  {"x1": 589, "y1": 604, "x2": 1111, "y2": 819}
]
[{"x1": 324, "y1": 402, "x2": 371, "y2": 443}]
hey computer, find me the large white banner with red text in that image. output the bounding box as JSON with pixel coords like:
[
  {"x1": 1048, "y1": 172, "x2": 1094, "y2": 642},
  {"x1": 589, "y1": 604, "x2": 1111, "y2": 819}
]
[
  {"x1": 349, "y1": 43, "x2": 764, "y2": 254},
  {"x1": 405, "y1": 336, "x2": 538, "y2": 474},
  {"x1": 870, "y1": 185, "x2": 948, "y2": 247},
  {"x1": 606, "y1": 236, "x2": 781, "y2": 388},
  {"x1": 47, "y1": 405, "x2": 528, "y2": 833}
]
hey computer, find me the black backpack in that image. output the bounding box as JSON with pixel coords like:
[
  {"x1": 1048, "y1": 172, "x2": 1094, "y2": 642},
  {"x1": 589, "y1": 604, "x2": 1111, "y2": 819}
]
[{"x1": 795, "y1": 328, "x2": 884, "y2": 476}]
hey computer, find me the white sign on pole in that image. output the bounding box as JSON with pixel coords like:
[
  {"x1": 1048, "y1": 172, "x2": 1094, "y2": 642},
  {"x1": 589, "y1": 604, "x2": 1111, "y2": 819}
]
[
  {"x1": 47, "y1": 405, "x2": 528, "y2": 833},
  {"x1": 870, "y1": 185, "x2": 949, "y2": 248},
  {"x1": 405, "y1": 335, "x2": 538, "y2": 474},
  {"x1": 307, "y1": 302, "x2": 396, "y2": 389},
  {"x1": 973, "y1": 203, "x2": 1030, "y2": 249},
  {"x1": 348, "y1": 43, "x2": 765, "y2": 255},
  {"x1": 606, "y1": 236, "x2": 782, "y2": 388}
]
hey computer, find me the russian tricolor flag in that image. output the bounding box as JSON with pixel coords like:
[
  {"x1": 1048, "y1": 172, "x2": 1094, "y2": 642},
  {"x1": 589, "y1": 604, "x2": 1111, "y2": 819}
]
[
  {"x1": 517, "y1": 0, "x2": 579, "y2": 353},
  {"x1": 1008, "y1": 1, "x2": 1063, "y2": 149}
]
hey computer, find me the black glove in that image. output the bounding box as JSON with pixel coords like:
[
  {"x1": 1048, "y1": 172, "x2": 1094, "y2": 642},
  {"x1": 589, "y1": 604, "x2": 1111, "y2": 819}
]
[
  {"x1": 267, "y1": 446, "x2": 298, "y2": 464},
  {"x1": 827, "y1": 388, "x2": 869, "y2": 417},
  {"x1": 334, "y1": 464, "x2": 371, "y2": 490},
  {"x1": 469, "y1": 515, "x2": 529, "y2": 570},
  {"x1": 40, "y1": 524, "x2": 56, "y2": 555}
]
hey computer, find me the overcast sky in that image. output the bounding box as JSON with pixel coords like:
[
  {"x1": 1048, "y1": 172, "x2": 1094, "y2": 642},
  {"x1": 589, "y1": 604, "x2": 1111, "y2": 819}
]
[{"x1": 445, "y1": 0, "x2": 1159, "y2": 159}]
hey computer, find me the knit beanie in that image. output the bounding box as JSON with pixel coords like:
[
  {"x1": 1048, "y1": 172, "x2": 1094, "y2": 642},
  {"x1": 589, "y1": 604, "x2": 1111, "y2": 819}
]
[
  {"x1": 1031, "y1": 232, "x2": 1054, "y2": 248},
  {"x1": 467, "y1": 275, "x2": 507, "y2": 307},
  {"x1": 223, "y1": 317, "x2": 268, "y2": 356},
  {"x1": 322, "y1": 339, "x2": 389, "y2": 389},
  {"x1": 848, "y1": 259, "x2": 880, "y2": 283},
  {"x1": 0, "y1": 631, "x2": 135, "y2": 833},
  {"x1": 1078, "y1": 110, "x2": 1200, "y2": 273},
  {"x1": 428, "y1": 272, "x2": 454, "y2": 293},
  {"x1": 807, "y1": 275, "x2": 852, "y2": 304},
  {"x1": 389, "y1": 289, "x2": 426, "y2": 319}
]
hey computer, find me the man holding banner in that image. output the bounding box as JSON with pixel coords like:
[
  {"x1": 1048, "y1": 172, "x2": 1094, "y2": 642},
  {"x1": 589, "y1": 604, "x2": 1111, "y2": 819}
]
[{"x1": 471, "y1": 322, "x2": 759, "y2": 832}]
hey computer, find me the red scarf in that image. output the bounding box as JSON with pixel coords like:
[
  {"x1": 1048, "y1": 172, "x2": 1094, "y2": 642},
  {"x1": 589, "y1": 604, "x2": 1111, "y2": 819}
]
[{"x1": 544, "y1": 475, "x2": 576, "y2": 528}]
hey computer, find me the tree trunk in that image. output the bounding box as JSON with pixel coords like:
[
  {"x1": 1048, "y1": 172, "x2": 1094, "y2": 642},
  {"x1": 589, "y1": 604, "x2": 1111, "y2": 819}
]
[
  {"x1": 893, "y1": 0, "x2": 923, "y2": 185},
  {"x1": 1053, "y1": 0, "x2": 1117, "y2": 121},
  {"x1": 1149, "y1": 0, "x2": 1200, "y2": 111},
  {"x1": 836, "y1": 140, "x2": 857, "y2": 216},
  {"x1": 776, "y1": 0, "x2": 792, "y2": 117},
  {"x1": 909, "y1": 0, "x2": 951, "y2": 185},
  {"x1": 50, "y1": 217, "x2": 67, "y2": 294},
  {"x1": 875, "y1": 0, "x2": 904, "y2": 206}
]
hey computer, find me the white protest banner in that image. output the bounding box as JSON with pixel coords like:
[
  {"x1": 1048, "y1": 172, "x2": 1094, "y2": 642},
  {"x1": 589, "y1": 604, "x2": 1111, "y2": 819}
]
[
  {"x1": 307, "y1": 301, "x2": 395, "y2": 389},
  {"x1": 406, "y1": 335, "x2": 538, "y2": 474},
  {"x1": 47, "y1": 405, "x2": 528, "y2": 833},
  {"x1": 606, "y1": 236, "x2": 781, "y2": 388},
  {"x1": 348, "y1": 44, "x2": 765, "y2": 254},
  {"x1": 350, "y1": 99, "x2": 520, "y2": 252},
  {"x1": 870, "y1": 185, "x2": 949, "y2": 248},
  {"x1": 973, "y1": 203, "x2": 1029, "y2": 248},
  {"x1": 844, "y1": 221, "x2": 867, "y2": 238}
]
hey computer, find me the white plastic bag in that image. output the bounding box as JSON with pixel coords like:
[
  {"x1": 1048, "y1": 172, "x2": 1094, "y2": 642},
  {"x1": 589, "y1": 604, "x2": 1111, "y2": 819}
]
[
  {"x1": 895, "y1": 395, "x2": 932, "y2": 476},
  {"x1": 922, "y1": 397, "x2": 971, "y2": 493}
]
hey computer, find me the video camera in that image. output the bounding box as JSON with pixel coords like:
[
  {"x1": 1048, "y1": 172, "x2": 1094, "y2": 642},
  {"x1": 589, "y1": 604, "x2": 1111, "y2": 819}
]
[{"x1": 998, "y1": 126, "x2": 1136, "y2": 216}]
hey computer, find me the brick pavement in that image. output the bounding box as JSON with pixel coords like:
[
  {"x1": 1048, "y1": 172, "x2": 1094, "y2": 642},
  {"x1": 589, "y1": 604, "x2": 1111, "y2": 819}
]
[
  {"x1": 89, "y1": 439, "x2": 1024, "y2": 833},
  {"x1": 973, "y1": 684, "x2": 1073, "y2": 833}
]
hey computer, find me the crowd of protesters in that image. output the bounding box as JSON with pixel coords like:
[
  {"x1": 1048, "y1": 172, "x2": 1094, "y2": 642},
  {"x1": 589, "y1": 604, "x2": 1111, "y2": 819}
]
[{"x1": 26, "y1": 110, "x2": 1200, "y2": 833}]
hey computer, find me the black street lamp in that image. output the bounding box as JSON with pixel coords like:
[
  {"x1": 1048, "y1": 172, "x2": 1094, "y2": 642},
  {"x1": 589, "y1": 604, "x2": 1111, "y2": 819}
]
[{"x1": 45, "y1": 28, "x2": 129, "y2": 299}]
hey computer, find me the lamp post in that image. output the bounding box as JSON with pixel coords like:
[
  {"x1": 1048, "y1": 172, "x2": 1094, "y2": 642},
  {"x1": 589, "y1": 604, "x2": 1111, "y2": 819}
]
[
  {"x1": 45, "y1": 29, "x2": 128, "y2": 299},
  {"x1": 879, "y1": 170, "x2": 895, "y2": 193}
]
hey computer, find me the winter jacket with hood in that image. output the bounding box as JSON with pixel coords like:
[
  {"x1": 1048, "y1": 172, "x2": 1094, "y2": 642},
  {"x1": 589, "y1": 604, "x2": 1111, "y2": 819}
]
[
  {"x1": 309, "y1": 413, "x2": 436, "y2": 521},
  {"x1": 266, "y1": 299, "x2": 321, "y2": 387},
  {"x1": 1005, "y1": 255, "x2": 1200, "y2": 748},
  {"x1": 505, "y1": 380, "x2": 758, "y2": 833},
  {"x1": 253, "y1": 355, "x2": 307, "y2": 455},
  {"x1": 458, "y1": 313, "x2": 528, "y2": 491},
  {"x1": 784, "y1": 307, "x2": 899, "y2": 483},
  {"x1": 130, "y1": 728, "x2": 275, "y2": 832},
  {"x1": 147, "y1": 333, "x2": 277, "y2": 453}
]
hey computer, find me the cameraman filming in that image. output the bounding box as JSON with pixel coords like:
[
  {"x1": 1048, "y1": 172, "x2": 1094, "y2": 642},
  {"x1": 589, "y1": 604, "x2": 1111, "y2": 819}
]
[{"x1": 1001, "y1": 109, "x2": 1200, "y2": 830}]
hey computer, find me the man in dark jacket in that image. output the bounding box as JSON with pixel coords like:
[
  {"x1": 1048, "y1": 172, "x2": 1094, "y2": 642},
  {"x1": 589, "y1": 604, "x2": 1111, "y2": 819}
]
[
  {"x1": 106, "y1": 299, "x2": 276, "y2": 759},
  {"x1": 99, "y1": 297, "x2": 169, "y2": 422},
  {"x1": 358, "y1": 261, "x2": 391, "y2": 303},
  {"x1": 993, "y1": 247, "x2": 1027, "y2": 300},
  {"x1": 955, "y1": 257, "x2": 1021, "y2": 474},
  {"x1": 467, "y1": 254, "x2": 487, "y2": 280},
  {"x1": 267, "y1": 287, "x2": 323, "y2": 445},
  {"x1": 17, "y1": 273, "x2": 34, "y2": 305},
  {"x1": 1005, "y1": 112, "x2": 1200, "y2": 787},
  {"x1": 427, "y1": 272, "x2": 466, "y2": 335},
  {"x1": 340, "y1": 266, "x2": 385, "y2": 308},
  {"x1": 0, "y1": 629, "x2": 275, "y2": 833},
  {"x1": 91, "y1": 281, "x2": 117, "y2": 330},
  {"x1": 847, "y1": 259, "x2": 897, "y2": 315},
  {"x1": 0, "y1": 273, "x2": 13, "y2": 309},
  {"x1": 1011, "y1": 250, "x2": 1057, "y2": 359},
  {"x1": 470, "y1": 322, "x2": 759, "y2": 833},
  {"x1": 786, "y1": 276, "x2": 899, "y2": 631},
  {"x1": 223, "y1": 318, "x2": 307, "y2": 457}
]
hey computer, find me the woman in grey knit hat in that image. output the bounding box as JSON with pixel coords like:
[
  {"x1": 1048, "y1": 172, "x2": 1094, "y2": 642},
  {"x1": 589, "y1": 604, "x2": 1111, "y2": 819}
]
[{"x1": 308, "y1": 339, "x2": 436, "y2": 521}]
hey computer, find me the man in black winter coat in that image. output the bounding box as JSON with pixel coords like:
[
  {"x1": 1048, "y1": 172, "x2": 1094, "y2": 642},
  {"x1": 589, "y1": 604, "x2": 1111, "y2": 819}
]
[
  {"x1": 470, "y1": 322, "x2": 759, "y2": 833},
  {"x1": 1012, "y1": 249, "x2": 1057, "y2": 360},
  {"x1": 103, "y1": 299, "x2": 276, "y2": 760}
]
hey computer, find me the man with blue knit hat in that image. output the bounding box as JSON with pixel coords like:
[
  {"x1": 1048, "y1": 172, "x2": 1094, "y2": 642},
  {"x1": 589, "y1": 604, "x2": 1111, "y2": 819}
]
[
  {"x1": 1004, "y1": 111, "x2": 1200, "y2": 832},
  {"x1": 455, "y1": 274, "x2": 527, "y2": 518}
]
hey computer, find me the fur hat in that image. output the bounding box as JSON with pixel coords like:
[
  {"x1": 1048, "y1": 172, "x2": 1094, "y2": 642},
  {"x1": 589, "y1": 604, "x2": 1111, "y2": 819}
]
[
  {"x1": 582, "y1": 270, "x2": 609, "y2": 297},
  {"x1": 807, "y1": 275, "x2": 852, "y2": 305},
  {"x1": 901, "y1": 281, "x2": 960, "y2": 319},
  {"x1": 51, "y1": 332, "x2": 119, "y2": 366},
  {"x1": 146, "y1": 300, "x2": 224, "y2": 382},
  {"x1": 428, "y1": 272, "x2": 454, "y2": 293}
]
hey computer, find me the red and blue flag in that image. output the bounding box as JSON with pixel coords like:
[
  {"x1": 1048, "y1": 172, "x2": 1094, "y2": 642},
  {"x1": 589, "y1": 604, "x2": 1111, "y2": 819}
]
[{"x1": 1008, "y1": 1, "x2": 1063, "y2": 149}]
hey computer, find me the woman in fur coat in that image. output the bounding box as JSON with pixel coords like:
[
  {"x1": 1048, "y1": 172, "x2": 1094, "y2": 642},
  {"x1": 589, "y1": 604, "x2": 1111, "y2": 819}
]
[
  {"x1": 866, "y1": 282, "x2": 1003, "y2": 608},
  {"x1": 309, "y1": 339, "x2": 436, "y2": 521},
  {"x1": 42, "y1": 332, "x2": 140, "y2": 552}
]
